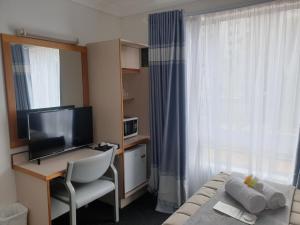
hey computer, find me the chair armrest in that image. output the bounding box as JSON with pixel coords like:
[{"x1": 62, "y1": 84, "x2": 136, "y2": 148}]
[
  {"x1": 64, "y1": 162, "x2": 76, "y2": 209},
  {"x1": 51, "y1": 177, "x2": 73, "y2": 204},
  {"x1": 65, "y1": 180, "x2": 76, "y2": 200},
  {"x1": 51, "y1": 175, "x2": 74, "y2": 195},
  {"x1": 111, "y1": 165, "x2": 118, "y2": 180},
  {"x1": 109, "y1": 164, "x2": 118, "y2": 190},
  {"x1": 102, "y1": 164, "x2": 118, "y2": 181}
]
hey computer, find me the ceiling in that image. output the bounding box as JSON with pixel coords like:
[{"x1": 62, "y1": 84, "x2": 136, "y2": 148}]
[{"x1": 72, "y1": 0, "x2": 198, "y2": 17}]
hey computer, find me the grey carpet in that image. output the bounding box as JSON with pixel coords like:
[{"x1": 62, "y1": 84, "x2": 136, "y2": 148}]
[{"x1": 52, "y1": 193, "x2": 170, "y2": 225}]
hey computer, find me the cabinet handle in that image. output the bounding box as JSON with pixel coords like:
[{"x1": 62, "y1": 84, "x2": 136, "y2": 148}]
[{"x1": 141, "y1": 154, "x2": 146, "y2": 158}]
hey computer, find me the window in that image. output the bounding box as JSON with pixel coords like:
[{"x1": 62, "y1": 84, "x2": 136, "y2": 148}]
[{"x1": 185, "y1": 0, "x2": 300, "y2": 195}]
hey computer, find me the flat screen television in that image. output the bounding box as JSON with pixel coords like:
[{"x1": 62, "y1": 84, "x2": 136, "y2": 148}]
[
  {"x1": 28, "y1": 107, "x2": 93, "y2": 161},
  {"x1": 17, "y1": 105, "x2": 75, "y2": 139}
]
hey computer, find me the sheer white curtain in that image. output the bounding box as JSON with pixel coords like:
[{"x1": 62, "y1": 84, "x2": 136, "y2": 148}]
[
  {"x1": 28, "y1": 46, "x2": 60, "y2": 109},
  {"x1": 185, "y1": 0, "x2": 300, "y2": 196}
]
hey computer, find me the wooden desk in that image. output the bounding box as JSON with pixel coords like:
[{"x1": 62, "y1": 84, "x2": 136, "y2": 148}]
[{"x1": 13, "y1": 148, "x2": 103, "y2": 225}]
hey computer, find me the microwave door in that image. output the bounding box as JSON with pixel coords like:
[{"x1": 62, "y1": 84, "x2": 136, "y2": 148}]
[
  {"x1": 124, "y1": 121, "x2": 128, "y2": 136},
  {"x1": 124, "y1": 118, "x2": 138, "y2": 139}
]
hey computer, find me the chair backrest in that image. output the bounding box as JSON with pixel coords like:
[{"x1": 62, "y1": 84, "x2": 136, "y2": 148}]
[{"x1": 66, "y1": 149, "x2": 115, "y2": 183}]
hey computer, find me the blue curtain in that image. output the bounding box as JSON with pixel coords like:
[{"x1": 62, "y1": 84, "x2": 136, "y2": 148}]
[
  {"x1": 148, "y1": 10, "x2": 186, "y2": 213},
  {"x1": 293, "y1": 129, "x2": 300, "y2": 188},
  {"x1": 11, "y1": 44, "x2": 33, "y2": 138},
  {"x1": 11, "y1": 44, "x2": 32, "y2": 110}
]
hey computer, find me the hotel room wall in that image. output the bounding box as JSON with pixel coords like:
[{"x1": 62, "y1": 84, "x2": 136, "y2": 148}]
[
  {"x1": 120, "y1": 0, "x2": 273, "y2": 44},
  {"x1": 0, "y1": 0, "x2": 121, "y2": 207}
]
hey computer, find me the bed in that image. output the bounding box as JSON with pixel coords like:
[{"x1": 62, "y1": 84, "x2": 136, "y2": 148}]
[{"x1": 162, "y1": 172, "x2": 300, "y2": 225}]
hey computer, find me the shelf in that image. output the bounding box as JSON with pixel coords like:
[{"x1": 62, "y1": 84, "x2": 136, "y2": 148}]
[
  {"x1": 51, "y1": 197, "x2": 69, "y2": 220},
  {"x1": 122, "y1": 68, "x2": 140, "y2": 75},
  {"x1": 124, "y1": 135, "x2": 150, "y2": 150},
  {"x1": 120, "y1": 39, "x2": 148, "y2": 48},
  {"x1": 123, "y1": 97, "x2": 134, "y2": 102}
]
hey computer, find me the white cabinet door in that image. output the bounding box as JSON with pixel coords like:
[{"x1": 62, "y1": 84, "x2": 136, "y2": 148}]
[
  {"x1": 124, "y1": 144, "x2": 147, "y2": 193},
  {"x1": 121, "y1": 46, "x2": 140, "y2": 69}
]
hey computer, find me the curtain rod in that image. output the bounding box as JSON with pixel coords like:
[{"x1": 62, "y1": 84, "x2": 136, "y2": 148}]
[
  {"x1": 16, "y1": 28, "x2": 79, "y2": 45},
  {"x1": 184, "y1": 0, "x2": 274, "y2": 17}
]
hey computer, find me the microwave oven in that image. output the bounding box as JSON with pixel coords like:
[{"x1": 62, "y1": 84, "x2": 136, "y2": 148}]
[{"x1": 124, "y1": 117, "x2": 138, "y2": 139}]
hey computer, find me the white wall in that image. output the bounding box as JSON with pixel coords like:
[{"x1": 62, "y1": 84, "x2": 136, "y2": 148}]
[
  {"x1": 120, "y1": 0, "x2": 273, "y2": 44},
  {"x1": 0, "y1": 0, "x2": 120, "y2": 206}
]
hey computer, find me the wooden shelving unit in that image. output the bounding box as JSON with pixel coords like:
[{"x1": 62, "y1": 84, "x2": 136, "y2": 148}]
[{"x1": 87, "y1": 39, "x2": 150, "y2": 208}]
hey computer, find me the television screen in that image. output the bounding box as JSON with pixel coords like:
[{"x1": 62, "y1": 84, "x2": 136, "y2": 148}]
[
  {"x1": 28, "y1": 107, "x2": 93, "y2": 161},
  {"x1": 17, "y1": 105, "x2": 75, "y2": 139},
  {"x1": 72, "y1": 106, "x2": 93, "y2": 147}
]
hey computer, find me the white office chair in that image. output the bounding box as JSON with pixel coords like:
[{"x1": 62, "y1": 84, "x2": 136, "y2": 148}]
[{"x1": 51, "y1": 148, "x2": 119, "y2": 225}]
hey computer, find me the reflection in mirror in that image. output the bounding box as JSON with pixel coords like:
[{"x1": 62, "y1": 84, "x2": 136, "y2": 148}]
[{"x1": 10, "y1": 44, "x2": 83, "y2": 139}]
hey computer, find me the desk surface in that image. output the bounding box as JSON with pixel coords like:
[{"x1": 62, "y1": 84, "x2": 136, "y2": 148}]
[{"x1": 13, "y1": 148, "x2": 103, "y2": 181}]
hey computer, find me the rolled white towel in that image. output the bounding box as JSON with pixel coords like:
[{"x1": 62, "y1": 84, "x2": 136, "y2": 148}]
[
  {"x1": 254, "y1": 182, "x2": 264, "y2": 192},
  {"x1": 225, "y1": 177, "x2": 266, "y2": 214},
  {"x1": 260, "y1": 184, "x2": 286, "y2": 209}
]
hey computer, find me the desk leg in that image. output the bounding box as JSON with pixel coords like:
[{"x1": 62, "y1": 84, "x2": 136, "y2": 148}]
[{"x1": 15, "y1": 171, "x2": 51, "y2": 225}]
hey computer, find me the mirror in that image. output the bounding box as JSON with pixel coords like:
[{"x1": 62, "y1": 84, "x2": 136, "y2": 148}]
[
  {"x1": 11, "y1": 44, "x2": 84, "y2": 139},
  {"x1": 1, "y1": 34, "x2": 89, "y2": 148}
]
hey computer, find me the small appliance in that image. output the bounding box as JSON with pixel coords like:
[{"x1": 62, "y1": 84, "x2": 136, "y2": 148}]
[{"x1": 123, "y1": 117, "x2": 138, "y2": 139}]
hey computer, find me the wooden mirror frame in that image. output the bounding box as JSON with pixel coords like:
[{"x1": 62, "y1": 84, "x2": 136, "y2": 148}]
[{"x1": 1, "y1": 33, "x2": 89, "y2": 148}]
